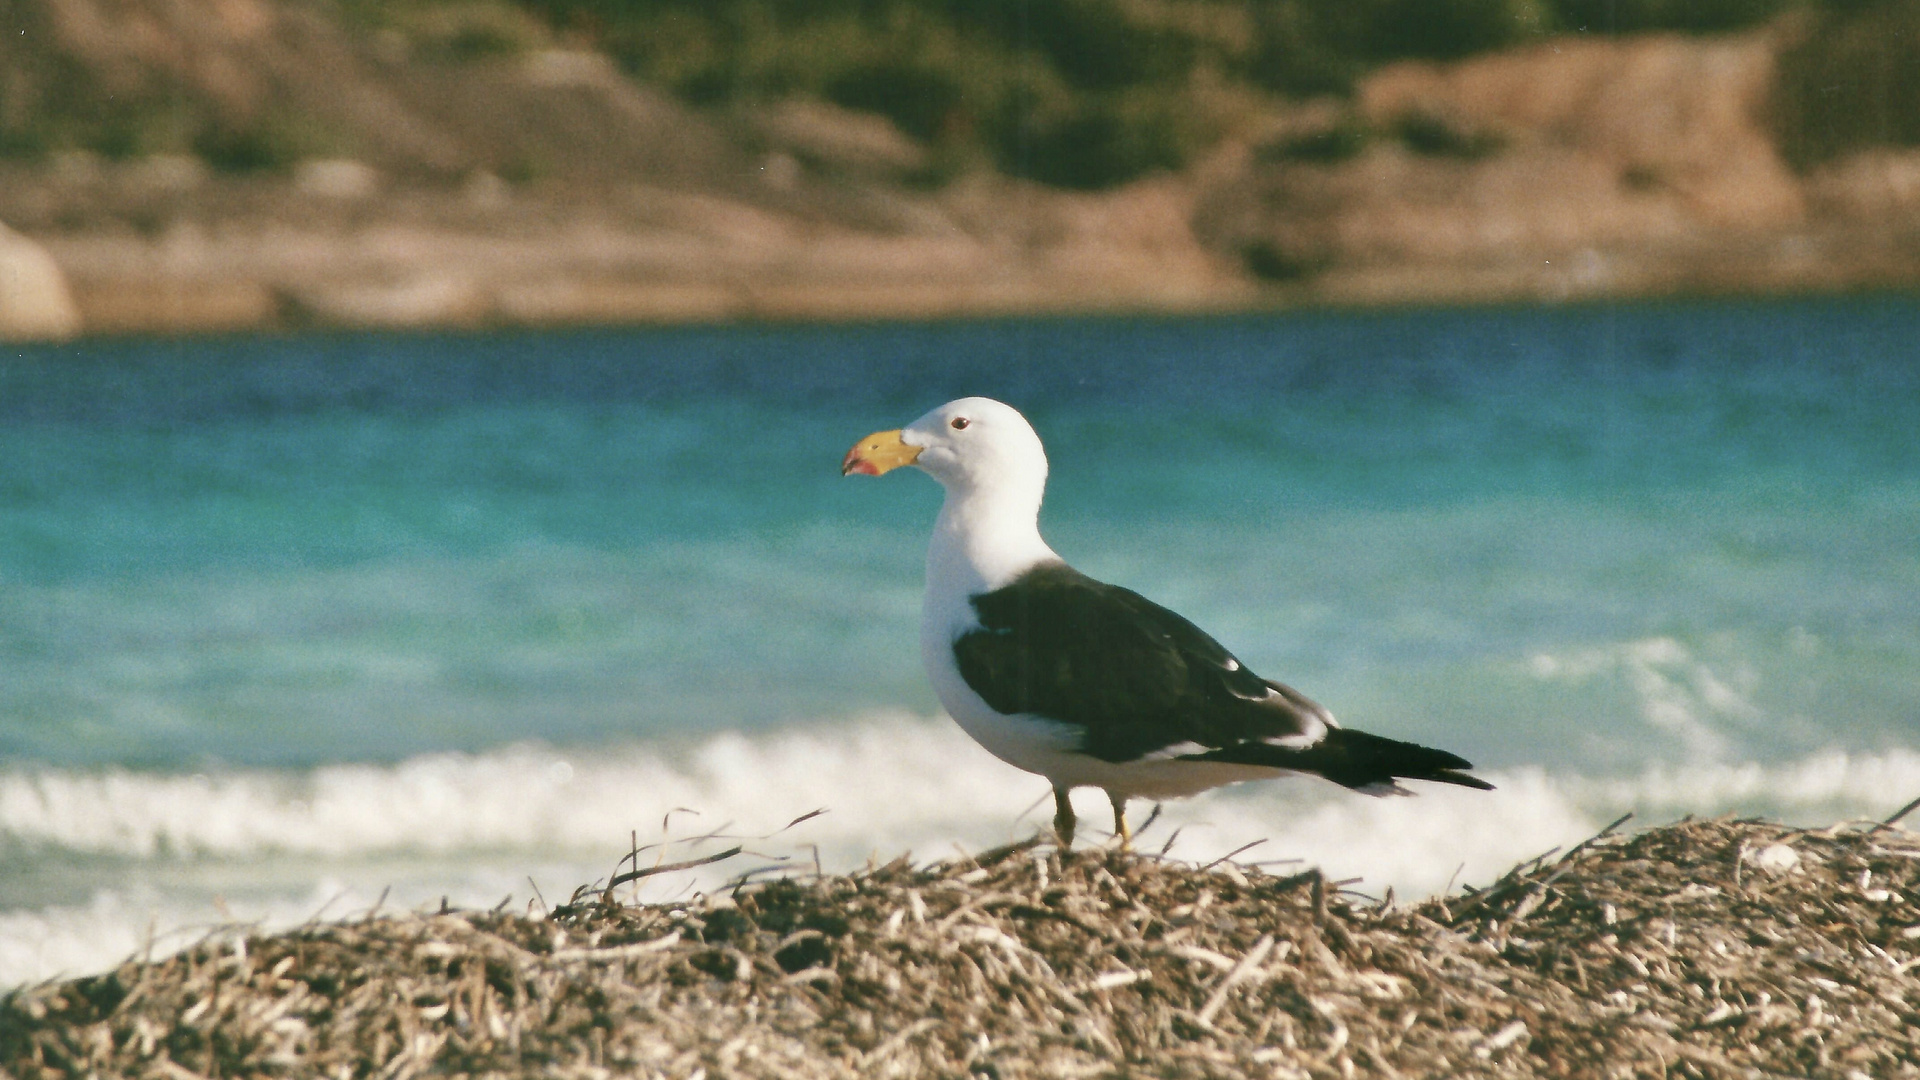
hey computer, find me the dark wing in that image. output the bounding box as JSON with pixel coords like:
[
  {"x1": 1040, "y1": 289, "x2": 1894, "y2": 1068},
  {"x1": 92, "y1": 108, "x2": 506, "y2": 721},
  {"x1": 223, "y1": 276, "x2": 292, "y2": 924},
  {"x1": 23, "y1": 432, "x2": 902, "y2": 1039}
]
[
  {"x1": 1184, "y1": 727, "x2": 1495, "y2": 793},
  {"x1": 950, "y1": 561, "x2": 1331, "y2": 763}
]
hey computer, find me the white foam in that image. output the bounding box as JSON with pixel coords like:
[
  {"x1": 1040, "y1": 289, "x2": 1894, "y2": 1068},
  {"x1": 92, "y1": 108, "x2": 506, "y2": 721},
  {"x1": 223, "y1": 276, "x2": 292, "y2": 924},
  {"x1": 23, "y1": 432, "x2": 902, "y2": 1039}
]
[
  {"x1": 1526, "y1": 635, "x2": 1762, "y2": 761},
  {"x1": 0, "y1": 715, "x2": 1034, "y2": 860},
  {"x1": 1563, "y1": 747, "x2": 1920, "y2": 815},
  {"x1": 0, "y1": 714, "x2": 1914, "y2": 987}
]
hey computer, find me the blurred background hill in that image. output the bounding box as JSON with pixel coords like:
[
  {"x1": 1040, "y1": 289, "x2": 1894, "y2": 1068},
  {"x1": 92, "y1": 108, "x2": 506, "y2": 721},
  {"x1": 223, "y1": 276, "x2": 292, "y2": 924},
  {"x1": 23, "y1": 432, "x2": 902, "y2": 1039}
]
[{"x1": 2, "y1": 0, "x2": 1919, "y2": 337}]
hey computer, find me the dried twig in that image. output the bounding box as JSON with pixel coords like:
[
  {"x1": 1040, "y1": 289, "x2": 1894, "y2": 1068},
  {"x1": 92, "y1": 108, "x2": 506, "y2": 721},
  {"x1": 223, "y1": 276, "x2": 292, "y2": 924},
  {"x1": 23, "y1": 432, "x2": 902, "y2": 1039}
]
[
  {"x1": 1870, "y1": 792, "x2": 1920, "y2": 833},
  {"x1": 604, "y1": 846, "x2": 743, "y2": 891}
]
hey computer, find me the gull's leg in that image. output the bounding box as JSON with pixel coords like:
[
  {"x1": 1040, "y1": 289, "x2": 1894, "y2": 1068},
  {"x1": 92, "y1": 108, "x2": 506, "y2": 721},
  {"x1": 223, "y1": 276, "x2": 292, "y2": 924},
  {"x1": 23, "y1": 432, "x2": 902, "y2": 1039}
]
[
  {"x1": 1108, "y1": 791, "x2": 1130, "y2": 852},
  {"x1": 1052, "y1": 786, "x2": 1077, "y2": 849}
]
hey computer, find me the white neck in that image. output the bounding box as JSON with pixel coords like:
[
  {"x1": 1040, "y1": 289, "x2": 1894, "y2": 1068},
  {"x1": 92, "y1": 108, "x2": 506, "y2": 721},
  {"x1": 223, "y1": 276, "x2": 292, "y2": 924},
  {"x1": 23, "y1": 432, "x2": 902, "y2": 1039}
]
[{"x1": 925, "y1": 476, "x2": 1057, "y2": 600}]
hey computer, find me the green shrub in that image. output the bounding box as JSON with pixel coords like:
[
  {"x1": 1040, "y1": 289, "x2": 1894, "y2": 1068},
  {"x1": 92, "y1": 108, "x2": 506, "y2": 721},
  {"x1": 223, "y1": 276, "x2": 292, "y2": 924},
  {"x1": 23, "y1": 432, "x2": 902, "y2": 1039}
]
[
  {"x1": 500, "y1": 0, "x2": 1806, "y2": 190},
  {"x1": 1240, "y1": 238, "x2": 1327, "y2": 281},
  {"x1": 1393, "y1": 109, "x2": 1504, "y2": 158},
  {"x1": 1260, "y1": 115, "x2": 1371, "y2": 164},
  {"x1": 0, "y1": 127, "x2": 48, "y2": 160},
  {"x1": 0, "y1": 0, "x2": 1826, "y2": 189},
  {"x1": 1335, "y1": 0, "x2": 1553, "y2": 60},
  {"x1": 193, "y1": 111, "x2": 340, "y2": 174},
  {"x1": 1549, "y1": 0, "x2": 1795, "y2": 33},
  {"x1": 994, "y1": 90, "x2": 1197, "y2": 188},
  {"x1": 826, "y1": 62, "x2": 966, "y2": 142},
  {"x1": 1242, "y1": 1, "x2": 1366, "y2": 96},
  {"x1": 1774, "y1": 1, "x2": 1920, "y2": 170},
  {"x1": 337, "y1": 0, "x2": 549, "y2": 59},
  {"x1": 949, "y1": 0, "x2": 1196, "y2": 91}
]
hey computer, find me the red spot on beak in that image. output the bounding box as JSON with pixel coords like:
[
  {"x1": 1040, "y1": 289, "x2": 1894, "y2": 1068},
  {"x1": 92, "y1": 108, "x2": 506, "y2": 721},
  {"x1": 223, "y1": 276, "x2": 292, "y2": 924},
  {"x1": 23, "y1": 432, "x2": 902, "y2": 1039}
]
[{"x1": 842, "y1": 448, "x2": 878, "y2": 476}]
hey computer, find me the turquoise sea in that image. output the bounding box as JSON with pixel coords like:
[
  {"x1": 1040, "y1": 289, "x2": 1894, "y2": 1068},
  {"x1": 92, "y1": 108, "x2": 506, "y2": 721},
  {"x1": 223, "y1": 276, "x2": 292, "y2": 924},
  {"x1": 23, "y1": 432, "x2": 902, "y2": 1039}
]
[{"x1": 2, "y1": 297, "x2": 1916, "y2": 982}]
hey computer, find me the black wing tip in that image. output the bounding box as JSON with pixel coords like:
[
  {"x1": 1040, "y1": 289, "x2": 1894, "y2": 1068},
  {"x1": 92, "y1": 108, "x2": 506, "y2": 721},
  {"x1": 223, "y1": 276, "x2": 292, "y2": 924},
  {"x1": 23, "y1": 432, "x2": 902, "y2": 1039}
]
[
  {"x1": 1233, "y1": 727, "x2": 1498, "y2": 794},
  {"x1": 1178, "y1": 734, "x2": 1498, "y2": 794},
  {"x1": 1337, "y1": 767, "x2": 1495, "y2": 795},
  {"x1": 1429, "y1": 769, "x2": 1497, "y2": 792}
]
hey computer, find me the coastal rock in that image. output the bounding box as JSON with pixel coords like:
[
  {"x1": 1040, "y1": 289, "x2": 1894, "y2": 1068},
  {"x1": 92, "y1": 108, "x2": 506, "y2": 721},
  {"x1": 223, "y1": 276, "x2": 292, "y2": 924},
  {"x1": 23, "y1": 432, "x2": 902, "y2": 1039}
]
[
  {"x1": 1805, "y1": 149, "x2": 1920, "y2": 218},
  {"x1": 1358, "y1": 31, "x2": 1803, "y2": 233},
  {"x1": 0, "y1": 223, "x2": 80, "y2": 341},
  {"x1": 757, "y1": 100, "x2": 930, "y2": 180},
  {"x1": 293, "y1": 159, "x2": 381, "y2": 200},
  {"x1": 1194, "y1": 31, "x2": 1813, "y2": 301},
  {"x1": 284, "y1": 273, "x2": 489, "y2": 328}
]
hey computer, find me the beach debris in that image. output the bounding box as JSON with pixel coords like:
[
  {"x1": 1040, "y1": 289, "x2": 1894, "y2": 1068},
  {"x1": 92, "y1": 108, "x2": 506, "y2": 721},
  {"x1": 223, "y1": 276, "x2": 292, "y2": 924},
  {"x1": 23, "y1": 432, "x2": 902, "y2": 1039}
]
[
  {"x1": 2, "y1": 816, "x2": 1917, "y2": 1078},
  {"x1": 1744, "y1": 841, "x2": 1802, "y2": 874}
]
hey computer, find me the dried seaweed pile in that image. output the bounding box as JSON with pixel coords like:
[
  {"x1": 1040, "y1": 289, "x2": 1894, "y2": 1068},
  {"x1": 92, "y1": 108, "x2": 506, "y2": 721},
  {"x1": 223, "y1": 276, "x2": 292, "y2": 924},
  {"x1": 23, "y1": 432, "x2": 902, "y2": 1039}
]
[{"x1": 4, "y1": 816, "x2": 1918, "y2": 1079}]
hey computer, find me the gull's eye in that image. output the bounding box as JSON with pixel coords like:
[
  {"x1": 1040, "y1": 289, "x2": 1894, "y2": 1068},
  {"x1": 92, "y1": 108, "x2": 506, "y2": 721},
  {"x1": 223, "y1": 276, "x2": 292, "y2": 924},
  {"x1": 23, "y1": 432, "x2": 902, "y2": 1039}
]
[{"x1": 950, "y1": 417, "x2": 971, "y2": 430}]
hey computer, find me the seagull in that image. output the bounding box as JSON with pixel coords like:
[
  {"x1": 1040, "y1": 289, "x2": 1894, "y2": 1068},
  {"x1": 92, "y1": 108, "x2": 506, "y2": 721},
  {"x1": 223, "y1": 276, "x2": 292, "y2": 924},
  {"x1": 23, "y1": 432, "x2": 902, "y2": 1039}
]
[{"x1": 843, "y1": 397, "x2": 1492, "y2": 849}]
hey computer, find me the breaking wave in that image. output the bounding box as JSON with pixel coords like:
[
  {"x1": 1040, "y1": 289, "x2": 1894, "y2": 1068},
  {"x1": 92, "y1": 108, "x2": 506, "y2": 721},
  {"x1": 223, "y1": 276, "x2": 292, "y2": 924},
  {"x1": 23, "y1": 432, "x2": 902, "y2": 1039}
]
[{"x1": 1, "y1": 713, "x2": 1914, "y2": 987}]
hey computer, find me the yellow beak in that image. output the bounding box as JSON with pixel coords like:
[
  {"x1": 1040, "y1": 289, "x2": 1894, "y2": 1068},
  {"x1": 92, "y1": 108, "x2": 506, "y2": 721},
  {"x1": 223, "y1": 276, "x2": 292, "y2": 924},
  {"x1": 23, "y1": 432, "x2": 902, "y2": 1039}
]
[{"x1": 841, "y1": 429, "x2": 922, "y2": 476}]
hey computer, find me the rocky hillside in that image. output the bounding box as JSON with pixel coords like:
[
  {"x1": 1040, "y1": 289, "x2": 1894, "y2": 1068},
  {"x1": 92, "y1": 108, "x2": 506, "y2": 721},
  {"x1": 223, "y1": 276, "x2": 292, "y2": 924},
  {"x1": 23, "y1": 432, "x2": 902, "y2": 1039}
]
[
  {"x1": 1, "y1": 0, "x2": 1917, "y2": 339},
  {"x1": 1194, "y1": 25, "x2": 1920, "y2": 305}
]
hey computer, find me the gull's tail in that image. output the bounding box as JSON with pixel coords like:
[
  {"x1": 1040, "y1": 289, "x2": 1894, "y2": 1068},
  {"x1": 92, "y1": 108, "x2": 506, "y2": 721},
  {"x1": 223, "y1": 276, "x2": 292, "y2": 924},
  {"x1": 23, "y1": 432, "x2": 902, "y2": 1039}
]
[{"x1": 1183, "y1": 727, "x2": 1495, "y2": 796}]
